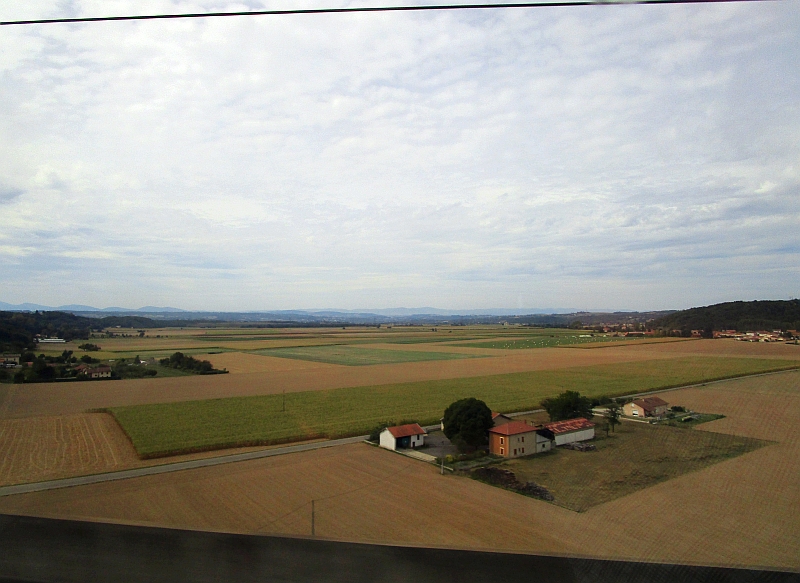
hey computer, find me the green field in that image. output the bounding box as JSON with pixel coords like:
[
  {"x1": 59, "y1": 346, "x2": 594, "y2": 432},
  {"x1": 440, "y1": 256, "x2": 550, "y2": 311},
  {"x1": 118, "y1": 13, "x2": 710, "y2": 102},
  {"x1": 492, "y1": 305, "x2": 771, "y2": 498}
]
[
  {"x1": 462, "y1": 335, "x2": 641, "y2": 349},
  {"x1": 498, "y1": 419, "x2": 768, "y2": 512},
  {"x1": 252, "y1": 345, "x2": 481, "y2": 366},
  {"x1": 109, "y1": 357, "x2": 799, "y2": 458}
]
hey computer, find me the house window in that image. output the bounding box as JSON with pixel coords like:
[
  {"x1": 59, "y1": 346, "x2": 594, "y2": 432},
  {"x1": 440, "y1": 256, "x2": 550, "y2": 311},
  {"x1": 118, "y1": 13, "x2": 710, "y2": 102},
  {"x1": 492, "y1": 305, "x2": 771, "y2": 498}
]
[
  {"x1": 500, "y1": 448, "x2": 504, "y2": 455},
  {"x1": 500, "y1": 437, "x2": 504, "y2": 445},
  {"x1": 513, "y1": 449, "x2": 517, "y2": 455},
  {"x1": 521, "y1": 436, "x2": 524, "y2": 442}
]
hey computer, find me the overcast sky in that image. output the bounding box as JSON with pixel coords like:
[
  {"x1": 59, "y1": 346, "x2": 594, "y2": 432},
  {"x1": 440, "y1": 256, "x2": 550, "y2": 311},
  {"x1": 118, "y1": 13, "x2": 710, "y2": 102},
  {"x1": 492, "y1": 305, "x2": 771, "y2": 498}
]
[{"x1": 0, "y1": 0, "x2": 798, "y2": 312}]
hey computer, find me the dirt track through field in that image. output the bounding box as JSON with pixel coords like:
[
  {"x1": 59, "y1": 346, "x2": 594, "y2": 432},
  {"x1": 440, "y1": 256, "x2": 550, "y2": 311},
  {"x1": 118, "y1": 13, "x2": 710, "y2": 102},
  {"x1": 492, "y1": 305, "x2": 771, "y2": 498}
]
[{"x1": 0, "y1": 371, "x2": 798, "y2": 570}]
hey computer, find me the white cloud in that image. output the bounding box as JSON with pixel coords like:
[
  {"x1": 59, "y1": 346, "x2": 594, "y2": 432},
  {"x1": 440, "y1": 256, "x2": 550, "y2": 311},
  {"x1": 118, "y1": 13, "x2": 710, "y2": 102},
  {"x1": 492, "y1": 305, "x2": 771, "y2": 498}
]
[{"x1": 0, "y1": 1, "x2": 798, "y2": 310}]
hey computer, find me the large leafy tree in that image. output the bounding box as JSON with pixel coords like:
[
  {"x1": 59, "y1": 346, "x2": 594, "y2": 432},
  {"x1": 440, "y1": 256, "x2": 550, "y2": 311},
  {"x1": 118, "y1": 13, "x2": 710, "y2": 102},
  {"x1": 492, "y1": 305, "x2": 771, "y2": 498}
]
[
  {"x1": 442, "y1": 398, "x2": 493, "y2": 452},
  {"x1": 541, "y1": 391, "x2": 593, "y2": 422}
]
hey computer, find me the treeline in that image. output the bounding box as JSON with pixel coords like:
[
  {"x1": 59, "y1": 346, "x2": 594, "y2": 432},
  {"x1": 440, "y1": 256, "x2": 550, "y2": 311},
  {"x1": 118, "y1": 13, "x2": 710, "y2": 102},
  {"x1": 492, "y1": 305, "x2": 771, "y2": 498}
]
[
  {"x1": 159, "y1": 352, "x2": 228, "y2": 375},
  {"x1": 0, "y1": 311, "x2": 203, "y2": 352},
  {"x1": 651, "y1": 300, "x2": 800, "y2": 333},
  {"x1": 0, "y1": 311, "x2": 92, "y2": 352}
]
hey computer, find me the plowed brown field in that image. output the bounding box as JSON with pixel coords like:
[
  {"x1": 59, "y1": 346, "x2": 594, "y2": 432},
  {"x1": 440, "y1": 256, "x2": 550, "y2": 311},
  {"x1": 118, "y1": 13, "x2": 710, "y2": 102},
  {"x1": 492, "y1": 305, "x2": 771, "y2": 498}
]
[
  {"x1": 1, "y1": 371, "x2": 798, "y2": 569},
  {"x1": 621, "y1": 338, "x2": 800, "y2": 359}
]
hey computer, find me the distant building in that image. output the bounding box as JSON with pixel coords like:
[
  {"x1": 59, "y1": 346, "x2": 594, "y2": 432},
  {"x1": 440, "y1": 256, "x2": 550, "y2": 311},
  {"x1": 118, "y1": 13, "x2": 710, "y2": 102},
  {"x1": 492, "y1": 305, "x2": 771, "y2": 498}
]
[
  {"x1": 37, "y1": 338, "x2": 66, "y2": 343},
  {"x1": 543, "y1": 418, "x2": 596, "y2": 446},
  {"x1": 379, "y1": 423, "x2": 426, "y2": 451},
  {"x1": 623, "y1": 396, "x2": 669, "y2": 419},
  {"x1": 78, "y1": 365, "x2": 112, "y2": 379},
  {"x1": 1, "y1": 354, "x2": 20, "y2": 367},
  {"x1": 491, "y1": 412, "x2": 514, "y2": 427},
  {"x1": 489, "y1": 421, "x2": 552, "y2": 458}
]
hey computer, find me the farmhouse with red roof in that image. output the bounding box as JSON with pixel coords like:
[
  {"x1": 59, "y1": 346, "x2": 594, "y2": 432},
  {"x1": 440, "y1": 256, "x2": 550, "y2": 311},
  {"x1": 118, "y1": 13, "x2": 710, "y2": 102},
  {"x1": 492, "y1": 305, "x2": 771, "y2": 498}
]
[
  {"x1": 379, "y1": 423, "x2": 427, "y2": 451},
  {"x1": 623, "y1": 396, "x2": 669, "y2": 419},
  {"x1": 489, "y1": 421, "x2": 553, "y2": 458}
]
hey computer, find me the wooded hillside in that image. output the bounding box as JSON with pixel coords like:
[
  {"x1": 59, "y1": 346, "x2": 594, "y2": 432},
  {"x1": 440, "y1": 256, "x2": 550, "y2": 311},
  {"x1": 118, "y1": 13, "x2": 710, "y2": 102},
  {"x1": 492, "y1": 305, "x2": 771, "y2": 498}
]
[{"x1": 651, "y1": 300, "x2": 800, "y2": 332}]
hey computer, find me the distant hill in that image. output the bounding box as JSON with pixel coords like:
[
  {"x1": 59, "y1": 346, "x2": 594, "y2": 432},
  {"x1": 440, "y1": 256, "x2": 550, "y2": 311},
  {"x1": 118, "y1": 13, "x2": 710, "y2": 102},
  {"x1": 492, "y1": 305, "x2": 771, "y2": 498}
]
[
  {"x1": 651, "y1": 300, "x2": 800, "y2": 332},
  {"x1": 0, "y1": 302, "x2": 185, "y2": 313}
]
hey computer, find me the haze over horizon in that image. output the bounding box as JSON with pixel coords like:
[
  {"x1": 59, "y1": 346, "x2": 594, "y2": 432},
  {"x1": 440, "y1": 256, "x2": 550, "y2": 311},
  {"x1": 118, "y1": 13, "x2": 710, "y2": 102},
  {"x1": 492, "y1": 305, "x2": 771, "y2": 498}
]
[{"x1": 1, "y1": 1, "x2": 798, "y2": 312}]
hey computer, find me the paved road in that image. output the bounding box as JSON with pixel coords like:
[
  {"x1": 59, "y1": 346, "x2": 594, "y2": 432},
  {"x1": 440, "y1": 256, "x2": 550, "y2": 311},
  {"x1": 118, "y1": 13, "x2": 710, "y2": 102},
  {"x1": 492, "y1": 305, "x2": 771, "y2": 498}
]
[{"x1": 0, "y1": 435, "x2": 368, "y2": 497}]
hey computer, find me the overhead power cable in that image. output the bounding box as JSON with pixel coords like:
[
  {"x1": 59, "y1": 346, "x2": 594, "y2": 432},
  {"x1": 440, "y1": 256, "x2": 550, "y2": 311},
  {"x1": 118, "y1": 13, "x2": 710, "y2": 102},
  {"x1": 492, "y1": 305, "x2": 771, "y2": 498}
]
[{"x1": 0, "y1": 0, "x2": 778, "y2": 27}]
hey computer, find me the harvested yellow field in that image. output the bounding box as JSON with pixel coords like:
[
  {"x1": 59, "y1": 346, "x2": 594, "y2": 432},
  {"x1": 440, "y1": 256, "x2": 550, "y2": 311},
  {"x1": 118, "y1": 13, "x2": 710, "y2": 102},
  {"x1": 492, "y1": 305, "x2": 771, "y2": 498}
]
[
  {"x1": 0, "y1": 412, "x2": 324, "y2": 487},
  {"x1": 0, "y1": 413, "x2": 136, "y2": 486},
  {"x1": 1, "y1": 372, "x2": 798, "y2": 570},
  {"x1": 201, "y1": 352, "x2": 331, "y2": 374}
]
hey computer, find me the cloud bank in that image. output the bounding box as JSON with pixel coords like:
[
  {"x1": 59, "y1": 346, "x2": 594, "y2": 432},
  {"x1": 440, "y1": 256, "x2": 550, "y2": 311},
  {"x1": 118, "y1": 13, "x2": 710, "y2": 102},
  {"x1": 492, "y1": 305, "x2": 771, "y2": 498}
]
[{"x1": 0, "y1": 0, "x2": 798, "y2": 311}]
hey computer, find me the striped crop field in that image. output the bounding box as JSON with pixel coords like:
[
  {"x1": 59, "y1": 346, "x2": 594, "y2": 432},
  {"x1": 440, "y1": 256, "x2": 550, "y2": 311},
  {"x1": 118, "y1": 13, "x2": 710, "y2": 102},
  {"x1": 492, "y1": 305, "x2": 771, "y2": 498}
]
[{"x1": 108, "y1": 356, "x2": 800, "y2": 458}]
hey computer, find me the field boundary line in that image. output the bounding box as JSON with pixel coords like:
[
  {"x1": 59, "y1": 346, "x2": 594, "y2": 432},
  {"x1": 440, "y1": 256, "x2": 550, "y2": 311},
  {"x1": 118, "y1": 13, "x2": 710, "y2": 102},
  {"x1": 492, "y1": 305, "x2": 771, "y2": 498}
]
[{"x1": 0, "y1": 435, "x2": 368, "y2": 497}]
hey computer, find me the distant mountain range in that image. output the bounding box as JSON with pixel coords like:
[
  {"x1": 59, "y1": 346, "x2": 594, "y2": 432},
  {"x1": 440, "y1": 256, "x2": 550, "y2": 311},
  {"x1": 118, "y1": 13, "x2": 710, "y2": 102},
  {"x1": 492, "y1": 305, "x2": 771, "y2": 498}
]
[
  {"x1": 0, "y1": 302, "x2": 187, "y2": 313},
  {"x1": 0, "y1": 302, "x2": 583, "y2": 317}
]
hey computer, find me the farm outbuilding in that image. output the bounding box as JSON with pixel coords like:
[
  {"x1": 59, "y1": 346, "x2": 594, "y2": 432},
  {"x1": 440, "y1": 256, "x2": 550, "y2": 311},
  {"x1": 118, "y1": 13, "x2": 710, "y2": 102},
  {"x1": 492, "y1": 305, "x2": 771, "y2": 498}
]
[
  {"x1": 543, "y1": 418, "x2": 595, "y2": 446},
  {"x1": 624, "y1": 396, "x2": 669, "y2": 419},
  {"x1": 491, "y1": 412, "x2": 514, "y2": 427},
  {"x1": 489, "y1": 421, "x2": 553, "y2": 458},
  {"x1": 379, "y1": 423, "x2": 427, "y2": 451}
]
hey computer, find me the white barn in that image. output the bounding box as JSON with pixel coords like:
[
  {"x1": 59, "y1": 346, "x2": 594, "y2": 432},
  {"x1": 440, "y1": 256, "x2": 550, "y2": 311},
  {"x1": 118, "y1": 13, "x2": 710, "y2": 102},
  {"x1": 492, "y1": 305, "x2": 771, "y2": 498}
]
[
  {"x1": 379, "y1": 423, "x2": 426, "y2": 451},
  {"x1": 543, "y1": 418, "x2": 595, "y2": 446}
]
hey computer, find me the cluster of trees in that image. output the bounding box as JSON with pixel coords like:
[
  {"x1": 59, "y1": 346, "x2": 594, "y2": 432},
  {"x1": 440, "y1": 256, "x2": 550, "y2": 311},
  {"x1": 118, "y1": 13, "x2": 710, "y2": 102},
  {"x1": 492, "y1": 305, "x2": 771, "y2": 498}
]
[
  {"x1": 158, "y1": 352, "x2": 227, "y2": 374},
  {"x1": 5, "y1": 350, "x2": 80, "y2": 383},
  {"x1": 78, "y1": 343, "x2": 101, "y2": 351}
]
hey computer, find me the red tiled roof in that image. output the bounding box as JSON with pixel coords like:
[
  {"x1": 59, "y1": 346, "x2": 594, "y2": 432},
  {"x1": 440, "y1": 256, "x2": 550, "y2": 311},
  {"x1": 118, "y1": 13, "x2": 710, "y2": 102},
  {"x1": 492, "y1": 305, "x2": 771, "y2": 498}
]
[
  {"x1": 489, "y1": 420, "x2": 537, "y2": 436},
  {"x1": 633, "y1": 396, "x2": 668, "y2": 412},
  {"x1": 543, "y1": 418, "x2": 595, "y2": 434},
  {"x1": 386, "y1": 423, "x2": 426, "y2": 438}
]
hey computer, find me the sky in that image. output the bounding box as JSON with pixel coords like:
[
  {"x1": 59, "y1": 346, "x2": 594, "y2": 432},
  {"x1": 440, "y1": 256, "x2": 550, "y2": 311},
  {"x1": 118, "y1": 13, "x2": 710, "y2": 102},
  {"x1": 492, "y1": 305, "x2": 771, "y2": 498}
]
[{"x1": 0, "y1": 0, "x2": 798, "y2": 312}]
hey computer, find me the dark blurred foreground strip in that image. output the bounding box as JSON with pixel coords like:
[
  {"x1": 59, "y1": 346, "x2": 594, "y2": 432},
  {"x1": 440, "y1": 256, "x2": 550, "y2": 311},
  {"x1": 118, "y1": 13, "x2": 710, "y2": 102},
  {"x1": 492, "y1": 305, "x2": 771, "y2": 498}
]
[{"x1": 0, "y1": 514, "x2": 796, "y2": 583}]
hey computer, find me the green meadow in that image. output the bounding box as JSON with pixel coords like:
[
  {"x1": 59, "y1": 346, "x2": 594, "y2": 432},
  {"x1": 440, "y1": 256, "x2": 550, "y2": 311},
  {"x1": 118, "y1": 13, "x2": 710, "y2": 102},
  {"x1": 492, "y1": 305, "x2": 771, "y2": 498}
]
[{"x1": 463, "y1": 335, "x2": 640, "y2": 349}]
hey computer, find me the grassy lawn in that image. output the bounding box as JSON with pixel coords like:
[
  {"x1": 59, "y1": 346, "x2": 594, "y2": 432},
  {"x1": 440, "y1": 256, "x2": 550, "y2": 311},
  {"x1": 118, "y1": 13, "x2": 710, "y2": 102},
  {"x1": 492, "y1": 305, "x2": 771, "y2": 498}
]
[
  {"x1": 108, "y1": 356, "x2": 798, "y2": 458},
  {"x1": 462, "y1": 335, "x2": 641, "y2": 349},
  {"x1": 251, "y1": 345, "x2": 482, "y2": 366},
  {"x1": 499, "y1": 420, "x2": 769, "y2": 512}
]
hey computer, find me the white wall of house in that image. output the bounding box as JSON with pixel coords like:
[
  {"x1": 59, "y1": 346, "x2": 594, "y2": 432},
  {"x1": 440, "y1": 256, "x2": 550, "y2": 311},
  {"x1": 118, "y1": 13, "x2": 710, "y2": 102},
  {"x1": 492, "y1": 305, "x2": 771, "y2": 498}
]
[
  {"x1": 535, "y1": 433, "x2": 553, "y2": 452},
  {"x1": 554, "y1": 427, "x2": 595, "y2": 446},
  {"x1": 379, "y1": 429, "x2": 397, "y2": 451},
  {"x1": 409, "y1": 433, "x2": 424, "y2": 448}
]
